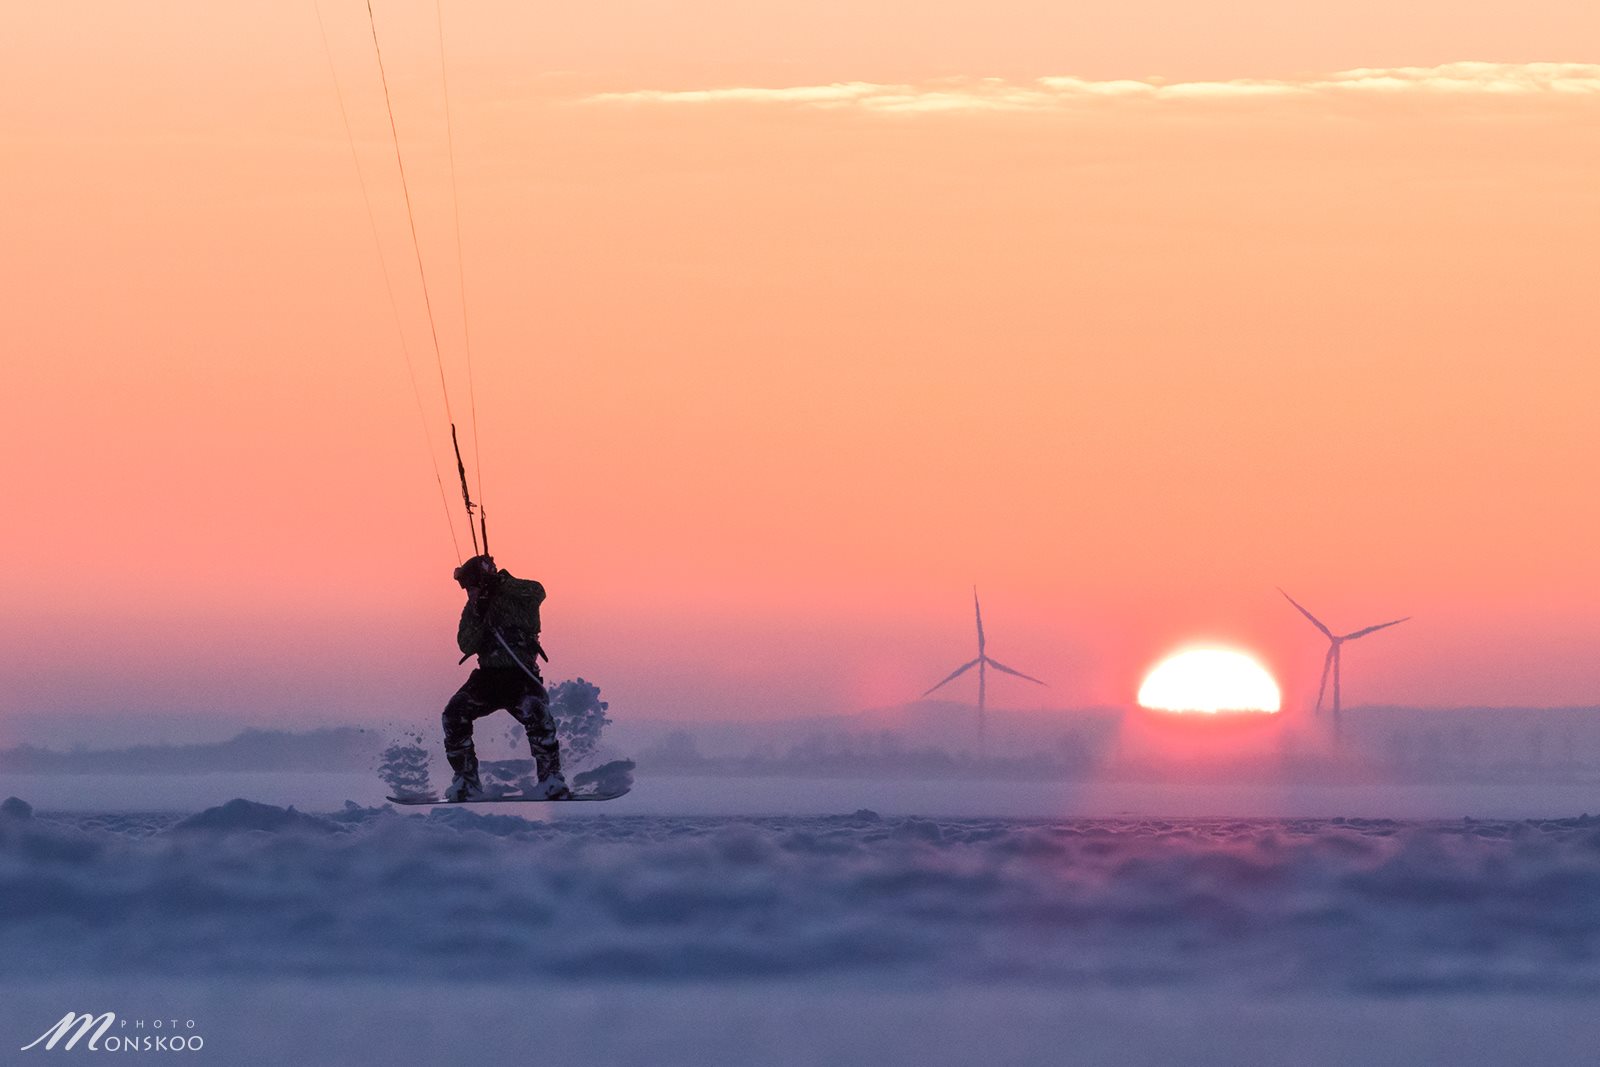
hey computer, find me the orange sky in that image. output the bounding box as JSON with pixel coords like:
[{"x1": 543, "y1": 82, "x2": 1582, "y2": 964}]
[{"x1": 2, "y1": 3, "x2": 1598, "y2": 731}]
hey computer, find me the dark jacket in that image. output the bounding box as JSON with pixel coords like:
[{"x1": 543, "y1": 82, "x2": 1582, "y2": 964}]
[{"x1": 457, "y1": 570, "x2": 545, "y2": 672}]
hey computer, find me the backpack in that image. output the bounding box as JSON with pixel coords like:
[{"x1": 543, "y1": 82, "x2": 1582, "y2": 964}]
[{"x1": 491, "y1": 574, "x2": 545, "y2": 643}]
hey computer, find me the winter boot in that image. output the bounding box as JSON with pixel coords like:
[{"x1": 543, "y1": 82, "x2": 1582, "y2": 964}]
[
  {"x1": 532, "y1": 753, "x2": 570, "y2": 799},
  {"x1": 530, "y1": 771, "x2": 570, "y2": 800},
  {"x1": 445, "y1": 743, "x2": 483, "y2": 802},
  {"x1": 444, "y1": 770, "x2": 483, "y2": 802}
]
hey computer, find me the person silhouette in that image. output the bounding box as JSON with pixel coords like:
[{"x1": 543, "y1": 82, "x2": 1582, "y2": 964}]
[{"x1": 440, "y1": 554, "x2": 568, "y2": 801}]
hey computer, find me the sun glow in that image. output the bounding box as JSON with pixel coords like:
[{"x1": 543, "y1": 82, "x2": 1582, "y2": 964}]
[{"x1": 1137, "y1": 648, "x2": 1281, "y2": 714}]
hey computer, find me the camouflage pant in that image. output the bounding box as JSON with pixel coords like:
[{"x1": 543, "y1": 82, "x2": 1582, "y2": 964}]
[{"x1": 442, "y1": 667, "x2": 560, "y2": 782}]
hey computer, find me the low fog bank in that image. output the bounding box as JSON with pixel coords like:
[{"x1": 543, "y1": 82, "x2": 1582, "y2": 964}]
[
  {"x1": 9, "y1": 803, "x2": 1600, "y2": 1064},
  {"x1": 7, "y1": 702, "x2": 1600, "y2": 787},
  {"x1": 5, "y1": 798, "x2": 1600, "y2": 997}
]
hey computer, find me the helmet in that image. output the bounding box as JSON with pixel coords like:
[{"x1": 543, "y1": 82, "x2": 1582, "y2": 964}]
[{"x1": 453, "y1": 554, "x2": 497, "y2": 589}]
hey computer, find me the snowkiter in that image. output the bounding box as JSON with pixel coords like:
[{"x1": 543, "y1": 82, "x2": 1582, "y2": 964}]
[{"x1": 441, "y1": 554, "x2": 569, "y2": 801}]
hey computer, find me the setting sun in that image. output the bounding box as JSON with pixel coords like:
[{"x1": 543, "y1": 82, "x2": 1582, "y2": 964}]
[{"x1": 1137, "y1": 649, "x2": 1281, "y2": 714}]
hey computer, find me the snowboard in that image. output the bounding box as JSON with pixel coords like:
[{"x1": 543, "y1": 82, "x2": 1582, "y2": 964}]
[{"x1": 386, "y1": 788, "x2": 630, "y2": 806}]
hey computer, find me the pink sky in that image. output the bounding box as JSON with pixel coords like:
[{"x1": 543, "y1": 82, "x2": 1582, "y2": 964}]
[{"x1": 2, "y1": 3, "x2": 1598, "y2": 734}]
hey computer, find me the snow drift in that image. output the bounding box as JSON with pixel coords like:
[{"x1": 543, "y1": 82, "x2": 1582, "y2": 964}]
[{"x1": 4, "y1": 799, "x2": 1600, "y2": 992}]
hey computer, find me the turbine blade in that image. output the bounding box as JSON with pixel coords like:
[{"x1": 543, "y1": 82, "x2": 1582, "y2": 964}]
[
  {"x1": 984, "y1": 657, "x2": 1047, "y2": 687},
  {"x1": 1314, "y1": 646, "x2": 1333, "y2": 714},
  {"x1": 1343, "y1": 617, "x2": 1411, "y2": 642},
  {"x1": 1278, "y1": 588, "x2": 1333, "y2": 639},
  {"x1": 973, "y1": 587, "x2": 985, "y2": 653},
  {"x1": 922, "y1": 658, "x2": 981, "y2": 697}
]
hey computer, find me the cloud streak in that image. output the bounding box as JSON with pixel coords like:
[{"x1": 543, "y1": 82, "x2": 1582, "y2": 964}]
[{"x1": 583, "y1": 63, "x2": 1600, "y2": 113}]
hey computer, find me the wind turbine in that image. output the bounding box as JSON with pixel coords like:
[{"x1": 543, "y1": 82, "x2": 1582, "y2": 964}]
[
  {"x1": 1279, "y1": 589, "x2": 1409, "y2": 736},
  {"x1": 922, "y1": 588, "x2": 1047, "y2": 749}
]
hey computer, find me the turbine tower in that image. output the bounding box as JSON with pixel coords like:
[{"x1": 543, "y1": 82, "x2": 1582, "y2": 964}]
[
  {"x1": 922, "y1": 588, "x2": 1047, "y2": 749},
  {"x1": 1279, "y1": 588, "x2": 1409, "y2": 737}
]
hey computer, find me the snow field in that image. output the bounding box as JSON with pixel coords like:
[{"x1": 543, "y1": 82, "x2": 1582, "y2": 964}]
[{"x1": 4, "y1": 799, "x2": 1600, "y2": 994}]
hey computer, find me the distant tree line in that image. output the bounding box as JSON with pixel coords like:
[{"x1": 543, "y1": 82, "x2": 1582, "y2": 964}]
[{"x1": 0, "y1": 728, "x2": 381, "y2": 774}]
